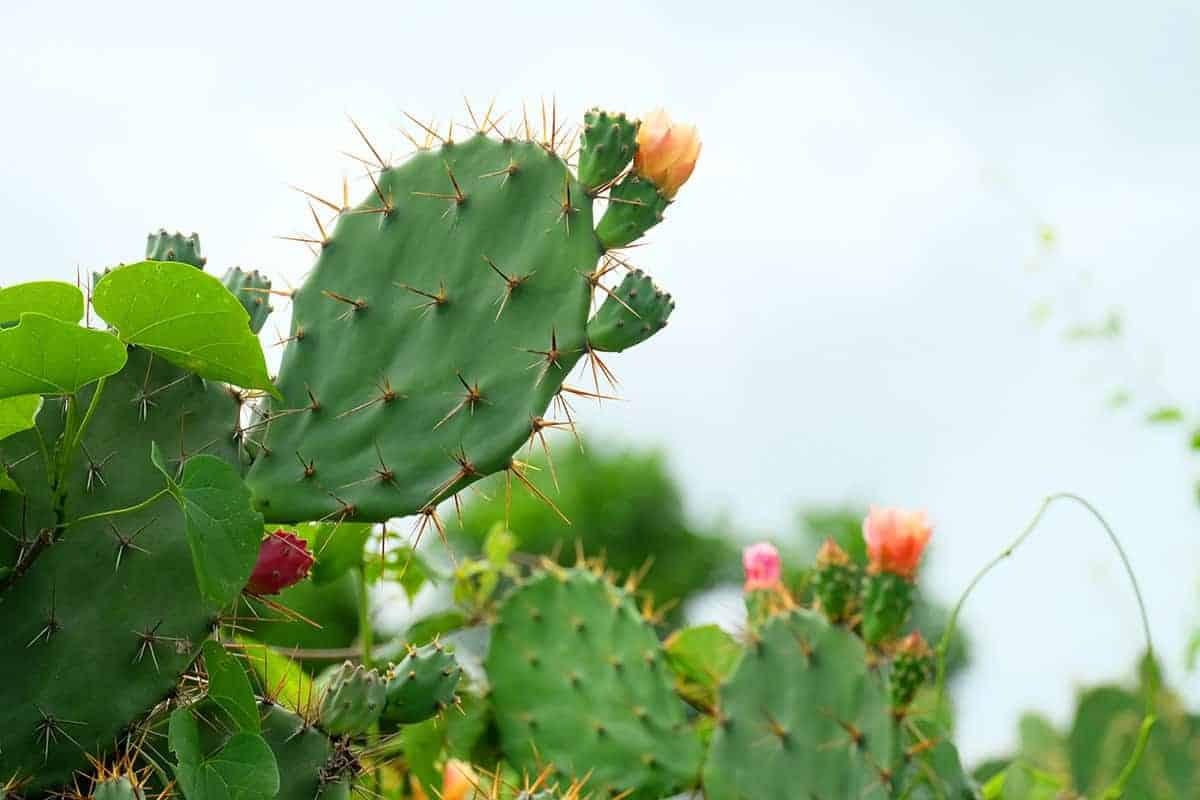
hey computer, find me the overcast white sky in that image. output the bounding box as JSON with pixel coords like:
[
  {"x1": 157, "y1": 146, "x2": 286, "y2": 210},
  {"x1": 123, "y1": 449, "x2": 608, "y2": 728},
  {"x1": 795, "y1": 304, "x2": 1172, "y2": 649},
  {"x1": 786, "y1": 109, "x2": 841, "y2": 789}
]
[{"x1": 3, "y1": 0, "x2": 1199, "y2": 764}]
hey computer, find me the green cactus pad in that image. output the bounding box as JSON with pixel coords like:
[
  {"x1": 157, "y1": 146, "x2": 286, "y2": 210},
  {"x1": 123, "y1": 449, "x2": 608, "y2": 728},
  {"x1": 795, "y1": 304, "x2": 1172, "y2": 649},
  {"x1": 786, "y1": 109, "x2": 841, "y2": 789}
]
[
  {"x1": 317, "y1": 661, "x2": 387, "y2": 735},
  {"x1": 383, "y1": 641, "x2": 462, "y2": 724},
  {"x1": 586, "y1": 269, "x2": 674, "y2": 353},
  {"x1": 245, "y1": 134, "x2": 603, "y2": 523},
  {"x1": 146, "y1": 229, "x2": 205, "y2": 268},
  {"x1": 486, "y1": 567, "x2": 704, "y2": 799},
  {"x1": 813, "y1": 561, "x2": 860, "y2": 623},
  {"x1": 703, "y1": 610, "x2": 894, "y2": 799},
  {"x1": 222, "y1": 267, "x2": 274, "y2": 334},
  {"x1": 577, "y1": 109, "x2": 638, "y2": 191},
  {"x1": 595, "y1": 174, "x2": 668, "y2": 250},
  {"x1": 0, "y1": 349, "x2": 241, "y2": 791},
  {"x1": 862, "y1": 571, "x2": 914, "y2": 645}
]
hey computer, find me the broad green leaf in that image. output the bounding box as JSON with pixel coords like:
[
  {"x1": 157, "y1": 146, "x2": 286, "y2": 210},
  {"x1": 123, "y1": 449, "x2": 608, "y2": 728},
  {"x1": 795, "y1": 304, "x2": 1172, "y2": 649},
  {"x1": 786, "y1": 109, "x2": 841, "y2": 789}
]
[
  {"x1": 93, "y1": 260, "x2": 279, "y2": 397},
  {"x1": 664, "y1": 624, "x2": 742, "y2": 709},
  {"x1": 0, "y1": 395, "x2": 40, "y2": 444},
  {"x1": 0, "y1": 281, "x2": 84, "y2": 323},
  {"x1": 202, "y1": 641, "x2": 260, "y2": 732},
  {"x1": 170, "y1": 709, "x2": 279, "y2": 800},
  {"x1": 152, "y1": 443, "x2": 264, "y2": 607},
  {"x1": 168, "y1": 707, "x2": 203, "y2": 762},
  {"x1": 292, "y1": 521, "x2": 372, "y2": 586},
  {"x1": 236, "y1": 636, "x2": 316, "y2": 717},
  {"x1": 0, "y1": 313, "x2": 126, "y2": 399}
]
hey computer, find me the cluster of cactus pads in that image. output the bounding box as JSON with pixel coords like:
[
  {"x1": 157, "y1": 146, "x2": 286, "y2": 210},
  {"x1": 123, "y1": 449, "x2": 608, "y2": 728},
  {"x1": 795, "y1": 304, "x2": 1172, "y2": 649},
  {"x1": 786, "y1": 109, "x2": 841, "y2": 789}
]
[{"x1": 0, "y1": 100, "x2": 986, "y2": 799}]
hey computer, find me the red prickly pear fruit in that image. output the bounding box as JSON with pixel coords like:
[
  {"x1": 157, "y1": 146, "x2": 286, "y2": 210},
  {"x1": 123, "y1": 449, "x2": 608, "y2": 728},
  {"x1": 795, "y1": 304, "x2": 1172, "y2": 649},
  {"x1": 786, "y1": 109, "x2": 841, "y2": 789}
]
[{"x1": 245, "y1": 530, "x2": 313, "y2": 595}]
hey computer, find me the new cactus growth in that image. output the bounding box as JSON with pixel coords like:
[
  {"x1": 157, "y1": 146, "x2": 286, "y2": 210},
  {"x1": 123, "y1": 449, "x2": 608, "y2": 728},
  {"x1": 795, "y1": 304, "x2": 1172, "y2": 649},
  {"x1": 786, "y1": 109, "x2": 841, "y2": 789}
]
[
  {"x1": 317, "y1": 662, "x2": 387, "y2": 735},
  {"x1": 383, "y1": 642, "x2": 462, "y2": 724},
  {"x1": 813, "y1": 537, "x2": 859, "y2": 623}
]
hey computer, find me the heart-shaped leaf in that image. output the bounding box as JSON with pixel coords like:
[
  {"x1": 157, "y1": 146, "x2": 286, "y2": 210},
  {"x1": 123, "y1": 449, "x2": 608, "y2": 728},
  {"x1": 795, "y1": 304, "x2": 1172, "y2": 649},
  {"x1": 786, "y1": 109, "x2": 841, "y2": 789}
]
[
  {"x1": 202, "y1": 641, "x2": 260, "y2": 733},
  {"x1": 93, "y1": 261, "x2": 278, "y2": 396},
  {"x1": 0, "y1": 395, "x2": 41, "y2": 443},
  {"x1": 169, "y1": 709, "x2": 279, "y2": 800},
  {"x1": 0, "y1": 281, "x2": 84, "y2": 323},
  {"x1": 152, "y1": 443, "x2": 264, "y2": 608},
  {"x1": 0, "y1": 313, "x2": 127, "y2": 399}
]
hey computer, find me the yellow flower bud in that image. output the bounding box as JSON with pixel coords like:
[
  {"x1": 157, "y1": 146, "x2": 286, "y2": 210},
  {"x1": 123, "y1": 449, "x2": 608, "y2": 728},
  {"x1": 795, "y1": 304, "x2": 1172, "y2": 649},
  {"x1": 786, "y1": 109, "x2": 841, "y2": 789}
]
[{"x1": 634, "y1": 109, "x2": 701, "y2": 199}]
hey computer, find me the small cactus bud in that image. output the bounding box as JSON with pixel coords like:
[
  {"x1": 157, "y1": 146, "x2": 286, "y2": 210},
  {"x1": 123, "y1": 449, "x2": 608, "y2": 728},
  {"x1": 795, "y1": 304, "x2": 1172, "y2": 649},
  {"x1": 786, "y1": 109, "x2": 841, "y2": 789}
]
[
  {"x1": 441, "y1": 759, "x2": 478, "y2": 800},
  {"x1": 812, "y1": 538, "x2": 859, "y2": 624},
  {"x1": 862, "y1": 506, "x2": 932, "y2": 579},
  {"x1": 742, "y1": 542, "x2": 781, "y2": 592},
  {"x1": 889, "y1": 631, "x2": 934, "y2": 710},
  {"x1": 245, "y1": 529, "x2": 313, "y2": 595},
  {"x1": 633, "y1": 109, "x2": 701, "y2": 199}
]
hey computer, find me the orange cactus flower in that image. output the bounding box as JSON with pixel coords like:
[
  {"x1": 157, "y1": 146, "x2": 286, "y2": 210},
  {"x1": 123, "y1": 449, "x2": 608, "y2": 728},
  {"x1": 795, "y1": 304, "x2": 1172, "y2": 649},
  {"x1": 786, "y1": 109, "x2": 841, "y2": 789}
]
[
  {"x1": 862, "y1": 506, "x2": 932, "y2": 579},
  {"x1": 634, "y1": 109, "x2": 701, "y2": 199}
]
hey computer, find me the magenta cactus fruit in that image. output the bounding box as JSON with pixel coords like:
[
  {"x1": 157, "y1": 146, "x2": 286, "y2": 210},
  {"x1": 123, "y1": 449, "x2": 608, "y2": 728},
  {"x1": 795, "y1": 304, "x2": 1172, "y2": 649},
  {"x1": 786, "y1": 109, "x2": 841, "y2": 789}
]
[{"x1": 245, "y1": 530, "x2": 313, "y2": 595}]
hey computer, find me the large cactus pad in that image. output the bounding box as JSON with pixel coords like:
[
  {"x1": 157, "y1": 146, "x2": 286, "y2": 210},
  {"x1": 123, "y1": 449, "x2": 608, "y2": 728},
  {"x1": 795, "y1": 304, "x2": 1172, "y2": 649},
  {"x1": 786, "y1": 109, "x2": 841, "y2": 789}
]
[
  {"x1": 485, "y1": 567, "x2": 704, "y2": 799},
  {"x1": 245, "y1": 134, "x2": 603, "y2": 523}
]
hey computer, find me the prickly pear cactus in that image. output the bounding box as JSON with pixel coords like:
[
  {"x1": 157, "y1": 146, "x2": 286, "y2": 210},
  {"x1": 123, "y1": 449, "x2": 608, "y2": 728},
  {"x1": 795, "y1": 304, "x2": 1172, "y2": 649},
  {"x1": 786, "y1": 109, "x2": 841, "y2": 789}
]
[
  {"x1": 485, "y1": 566, "x2": 704, "y2": 799},
  {"x1": 383, "y1": 641, "x2": 462, "y2": 724},
  {"x1": 244, "y1": 123, "x2": 674, "y2": 523},
  {"x1": 222, "y1": 267, "x2": 274, "y2": 334},
  {"x1": 0, "y1": 349, "x2": 243, "y2": 792},
  {"x1": 703, "y1": 610, "x2": 975, "y2": 799},
  {"x1": 317, "y1": 661, "x2": 387, "y2": 735}
]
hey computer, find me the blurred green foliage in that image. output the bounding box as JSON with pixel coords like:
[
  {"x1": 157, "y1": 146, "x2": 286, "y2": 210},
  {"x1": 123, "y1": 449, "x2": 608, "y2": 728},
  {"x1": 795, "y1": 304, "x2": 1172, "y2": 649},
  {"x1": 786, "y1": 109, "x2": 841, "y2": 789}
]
[
  {"x1": 446, "y1": 441, "x2": 736, "y2": 613},
  {"x1": 974, "y1": 654, "x2": 1200, "y2": 797}
]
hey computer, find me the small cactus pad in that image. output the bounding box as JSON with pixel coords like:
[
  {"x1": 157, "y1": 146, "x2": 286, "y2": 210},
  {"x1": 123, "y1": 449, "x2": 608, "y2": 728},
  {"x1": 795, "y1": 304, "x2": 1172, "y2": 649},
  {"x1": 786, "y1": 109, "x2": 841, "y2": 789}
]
[
  {"x1": 244, "y1": 134, "x2": 601, "y2": 522},
  {"x1": 702, "y1": 610, "x2": 893, "y2": 799},
  {"x1": 486, "y1": 567, "x2": 704, "y2": 799},
  {"x1": 93, "y1": 777, "x2": 144, "y2": 800},
  {"x1": 146, "y1": 229, "x2": 205, "y2": 268},
  {"x1": 383, "y1": 641, "x2": 462, "y2": 724},
  {"x1": 317, "y1": 661, "x2": 387, "y2": 735},
  {"x1": 577, "y1": 109, "x2": 639, "y2": 191},
  {"x1": 862, "y1": 572, "x2": 914, "y2": 645},
  {"x1": 0, "y1": 349, "x2": 241, "y2": 791},
  {"x1": 586, "y1": 270, "x2": 674, "y2": 353},
  {"x1": 595, "y1": 174, "x2": 668, "y2": 250},
  {"x1": 221, "y1": 267, "x2": 274, "y2": 334}
]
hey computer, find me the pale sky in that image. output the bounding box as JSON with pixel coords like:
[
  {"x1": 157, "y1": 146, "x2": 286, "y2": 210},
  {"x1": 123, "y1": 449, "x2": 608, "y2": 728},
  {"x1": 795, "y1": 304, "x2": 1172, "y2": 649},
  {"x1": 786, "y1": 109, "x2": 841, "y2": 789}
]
[{"x1": 3, "y1": 0, "x2": 1199, "y2": 764}]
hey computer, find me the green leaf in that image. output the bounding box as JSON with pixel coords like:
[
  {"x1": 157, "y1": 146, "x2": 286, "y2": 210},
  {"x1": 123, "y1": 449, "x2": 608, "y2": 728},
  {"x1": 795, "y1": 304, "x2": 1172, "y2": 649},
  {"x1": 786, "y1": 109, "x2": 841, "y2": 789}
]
[
  {"x1": 0, "y1": 395, "x2": 40, "y2": 444},
  {"x1": 664, "y1": 624, "x2": 743, "y2": 709},
  {"x1": 169, "y1": 709, "x2": 279, "y2": 800},
  {"x1": 202, "y1": 641, "x2": 260, "y2": 733},
  {"x1": 93, "y1": 260, "x2": 279, "y2": 397},
  {"x1": 0, "y1": 281, "x2": 84, "y2": 323},
  {"x1": 0, "y1": 313, "x2": 127, "y2": 399},
  {"x1": 293, "y1": 521, "x2": 372, "y2": 586},
  {"x1": 152, "y1": 443, "x2": 264, "y2": 607},
  {"x1": 236, "y1": 636, "x2": 317, "y2": 717}
]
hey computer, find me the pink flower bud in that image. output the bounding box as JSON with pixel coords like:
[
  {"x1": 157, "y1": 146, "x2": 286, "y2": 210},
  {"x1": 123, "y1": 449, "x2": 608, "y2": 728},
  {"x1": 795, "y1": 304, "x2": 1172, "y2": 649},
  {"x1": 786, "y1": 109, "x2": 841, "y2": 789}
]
[
  {"x1": 634, "y1": 109, "x2": 701, "y2": 199},
  {"x1": 862, "y1": 506, "x2": 932, "y2": 579},
  {"x1": 245, "y1": 530, "x2": 313, "y2": 595},
  {"x1": 441, "y1": 759, "x2": 478, "y2": 800},
  {"x1": 742, "y1": 542, "x2": 782, "y2": 591}
]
